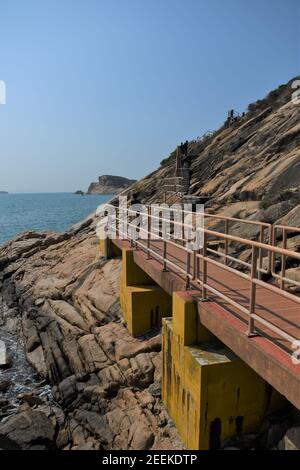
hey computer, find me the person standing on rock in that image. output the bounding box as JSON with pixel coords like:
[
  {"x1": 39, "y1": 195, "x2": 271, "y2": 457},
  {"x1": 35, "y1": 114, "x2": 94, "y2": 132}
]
[{"x1": 183, "y1": 140, "x2": 189, "y2": 156}]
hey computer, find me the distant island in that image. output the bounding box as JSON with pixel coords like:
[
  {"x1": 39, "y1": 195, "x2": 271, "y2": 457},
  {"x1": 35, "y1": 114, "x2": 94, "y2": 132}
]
[
  {"x1": 87, "y1": 175, "x2": 136, "y2": 195},
  {"x1": 0, "y1": 191, "x2": 8, "y2": 194}
]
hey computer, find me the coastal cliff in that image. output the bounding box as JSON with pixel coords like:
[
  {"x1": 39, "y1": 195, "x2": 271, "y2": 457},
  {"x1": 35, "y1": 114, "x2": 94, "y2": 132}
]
[{"x1": 87, "y1": 175, "x2": 136, "y2": 195}]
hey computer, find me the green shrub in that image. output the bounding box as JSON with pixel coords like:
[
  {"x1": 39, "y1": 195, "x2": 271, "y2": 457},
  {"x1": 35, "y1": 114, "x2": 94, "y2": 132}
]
[{"x1": 259, "y1": 200, "x2": 270, "y2": 210}]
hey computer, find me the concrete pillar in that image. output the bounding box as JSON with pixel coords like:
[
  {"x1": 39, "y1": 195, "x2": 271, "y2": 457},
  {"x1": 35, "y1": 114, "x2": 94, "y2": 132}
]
[
  {"x1": 162, "y1": 291, "x2": 285, "y2": 450},
  {"x1": 99, "y1": 238, "x2": 122, "y2": 260},
  {"x1": 120, "y1": 247, "x2": 172, "y2": 336}
]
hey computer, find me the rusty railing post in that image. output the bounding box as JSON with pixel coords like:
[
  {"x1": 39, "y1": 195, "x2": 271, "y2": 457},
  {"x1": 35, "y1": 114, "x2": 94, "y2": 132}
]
[
  {"x1": 280, "y1": 228, "x2": 287, "y2": 290},
  {"x1": 147, "y1": 206, "x2": 151, "y2": 259},
  {"x1": 268, "y1": 224, "x2": 273, "y2": 274},
  {"x1": 186, "y1": 251, "x2": 191, "y2": 289},
  {"x1": 224, "y1": 219, "x2": 229, "y2": 265},
  {"x1": 163, "y1": 240, "x2": 168, "y2": 272},
  {"x1": 258, "y1": 225, "x2": 264, "y2": 280},
  {"x1": 271, "y1": 226, "x2": 276, "y2": 274},
  {"x1": 129, "y1": 208, "x2": 134, "y2": 248},
  {"x1": 193, "y1": 248, "x2": 197, "y2": 280},
  {"x1": 247, "y1": 245, "x2": 258, "y2": 337},
  {"x1": 201, "y1": 233, "x2": 208, "y2": 300},
  {"x1": 115, "y1": 207, "x2": 118, "y2": 238},
  {"x1": 135, "y1": 208, "x2": 139, "y2": 250}
]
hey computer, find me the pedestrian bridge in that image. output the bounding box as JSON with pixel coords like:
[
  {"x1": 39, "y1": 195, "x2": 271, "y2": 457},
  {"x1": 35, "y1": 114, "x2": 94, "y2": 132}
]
[{"x1": 100, "y1": 204, "x2": 300, "y2": 449}]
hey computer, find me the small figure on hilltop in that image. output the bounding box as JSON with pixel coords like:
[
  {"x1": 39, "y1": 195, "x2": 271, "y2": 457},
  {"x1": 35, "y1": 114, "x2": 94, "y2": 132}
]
[
  {"x1": 183, "y1": 140, "x2": 189, "y2": 156},
  {"x1": 179, "y1": 140, "x2": 189, "y2": 157},
  {"x1": 226, "y1": 109, "x2": 241, "y2": 126}
]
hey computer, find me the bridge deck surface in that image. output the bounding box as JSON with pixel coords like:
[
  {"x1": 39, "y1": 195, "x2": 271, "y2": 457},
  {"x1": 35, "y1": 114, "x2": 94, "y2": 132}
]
[
  {"x1": 113, "y1": 238, "x2": 300, "y2": 408},
  {"x1": 142, "y1": 239, "x2": 299, "y2": 355}
]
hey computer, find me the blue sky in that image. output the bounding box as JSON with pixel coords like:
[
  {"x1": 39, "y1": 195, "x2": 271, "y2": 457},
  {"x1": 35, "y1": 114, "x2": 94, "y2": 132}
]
[{"x1": 0, "y1": 0, "x2": 299, "y2": 192}]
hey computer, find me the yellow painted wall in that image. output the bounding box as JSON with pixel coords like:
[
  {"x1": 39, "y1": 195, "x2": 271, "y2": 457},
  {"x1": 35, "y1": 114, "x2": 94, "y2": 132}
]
[
  {"x1": 162, "y1": 292, "x2": 285, "y2": 450},
  {"x1": 122, "y1": 285, "x2": 171, "y2": 336},
  {"x1": 117, "y1": 245, "x2": 286, "y2": 448},
  {"x1": 99, "y1": 238, "x2": 122, "y2": 259},
  {"x1": 172, "y1": 291, "x2": 215, "y2": 345},
  {"x1": 121, "y1": 247, "x2": 154, "y2": 286},
  {"x1": 120, "y1": 246, "x2": 171, "y2": 336}
]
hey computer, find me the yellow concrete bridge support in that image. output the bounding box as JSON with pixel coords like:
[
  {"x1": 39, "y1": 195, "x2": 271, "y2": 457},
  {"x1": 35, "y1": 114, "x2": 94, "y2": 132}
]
[
  {"x1": 119, "y1": 244, "x2": 171, "y2": 336},
  {"x1": 100, "y1": 239, "x2": 285, "y2": 450},
  {"x1": 162, "y1": 292, "x2": 283, "y2": 449}
]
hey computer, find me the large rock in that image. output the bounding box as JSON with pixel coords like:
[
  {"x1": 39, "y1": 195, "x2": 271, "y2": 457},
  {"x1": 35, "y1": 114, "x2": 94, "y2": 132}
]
[
  {"x1": 0, "y1": 410, "x2": 55, "y2": 450},
  {"x1": 87, "y1": 175, "x2": 136, "y2": 195},
  {"x1": 276, "y1": 204, "x2": 300, "y2": 228},
  {"x1": 278, "y1": 426, "x2": 300, "y2": 450},
  {"x1": 26, "y1": 345, "x2": 47, "y2": 377},
  {"x1": 0, "y1": 379, "x2": 12, "y2": 392},
  {"x1": 129, "y1": 422, "x2": 154, "y2": 450},
  {"x1": 78, "y1": 335, "x2": 111, "y2": 373}
]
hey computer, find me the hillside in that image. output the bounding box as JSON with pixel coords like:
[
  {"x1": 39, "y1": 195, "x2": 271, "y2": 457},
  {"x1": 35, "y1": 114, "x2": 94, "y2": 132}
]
[{"x1": 120, "y1": 77, "x2": 300, "y2": 231}]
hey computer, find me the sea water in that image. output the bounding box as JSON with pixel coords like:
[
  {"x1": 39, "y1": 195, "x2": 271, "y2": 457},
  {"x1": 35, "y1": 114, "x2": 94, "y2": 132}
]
[{"x1": 0, "y1": 193, "x2": 111, "y2": 246}]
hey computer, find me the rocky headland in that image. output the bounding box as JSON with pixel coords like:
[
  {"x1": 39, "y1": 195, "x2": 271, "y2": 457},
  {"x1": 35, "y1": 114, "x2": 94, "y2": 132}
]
[{"x1": 87, "y1": 175, "x2": 136, "y2": 195}]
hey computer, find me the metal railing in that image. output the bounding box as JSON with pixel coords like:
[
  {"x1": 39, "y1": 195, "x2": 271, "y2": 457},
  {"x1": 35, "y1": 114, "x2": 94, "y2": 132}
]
[
  {"x1": 104, "y1": 204, "x2": 300, "y2": 346},
  {"x1": 272, "y1": 225, "x2": 300, "y2": 290},
  {"x1": 166, "y1": 207, "x2": 273, "y2": 278},
  {"x1": 161, "y1": 176, "x2": 185, "y2": 203}
]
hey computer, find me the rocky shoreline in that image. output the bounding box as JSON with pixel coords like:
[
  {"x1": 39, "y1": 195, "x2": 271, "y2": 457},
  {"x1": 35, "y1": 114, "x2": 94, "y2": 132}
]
[
  {"x1": 0, "y1": 220, "x2": 300, "y2": 449},
  {"x1": 0, "y1": 218, "x2": 183, "y2": 450}
]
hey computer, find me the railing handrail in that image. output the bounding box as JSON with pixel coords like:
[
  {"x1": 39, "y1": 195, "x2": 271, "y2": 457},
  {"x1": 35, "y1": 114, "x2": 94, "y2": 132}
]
[
  {"x1": 161, "y1": 206, "x2": 272, "y2": 229},
  {"x1": 274, "y1": 224, "x2": 300, "y2": 233},
  {"x1": 107, "y1": 204, "x2": 300, "y2": 261},
  {"x1": 104, "y1": 203, "x2": 300, "y2": 346}
]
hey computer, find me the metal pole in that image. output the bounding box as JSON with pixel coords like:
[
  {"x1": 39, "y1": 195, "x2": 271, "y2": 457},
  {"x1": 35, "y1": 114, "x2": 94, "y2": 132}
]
[
  {"x1": 258, "y1": 225, "x2": 263, "y2": 280},
  {"x1": 224, "y1": 219, "x2": 229, "y2": 265},
  {"x1": 271, "y1": 226, "x2": 276, "y2": 274},
  {"x1": 280, "y1": 228, "x2": 287, "y2": 290},
  {"x1": 115, "y1": 207, "x2": 118, "y2": 238},
  {"x1": 247, "y1": 245, "x2": 258, "y2": 336},
  {"x1": 268, "y1": 225, "x2": 273, "y2": 274},
  {"x1": 202, "y1": 233, "x2": 207, "y2": 300},
  {"x1": 163, "y1": 240, "x2": 168, "y2": 272},
  {"x1": 147, "y1": 206, "x2": 151, "y2": 259},
  {"x1": 128, "y1": 205, "x2": 134, "y2": 247},
  {"x1": 196, "y1": 248, "x2": 200, "y2": 281},
  {"x1": 186, "y1": 251, "x2": 191, "y2": 289},
  {"x1": 193, "y1": 249, "x2": 197, "y2": 280}
]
